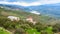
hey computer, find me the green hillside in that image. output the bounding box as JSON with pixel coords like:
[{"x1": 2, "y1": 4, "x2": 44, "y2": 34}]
[
  {"x1": 0, "y1": 7, "x2": 56, "y2": 24},
  {"x1": 0, "y1": 7, "x2": 60, "y2": 34}
]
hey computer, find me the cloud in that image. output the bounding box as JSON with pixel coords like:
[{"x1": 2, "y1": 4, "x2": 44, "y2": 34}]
[
  {"x1": 0, "y1": 1, "x2": 41, "y2": 6},
  {"x1": 30, "y1": 11, "x2": 40, "y2": 15},
  {"x1": 40, "y1": 0, "x2": 60, "y2": 4},
  {"x1": 0, "y1": 0, "x2": 60, "y2": 6}
]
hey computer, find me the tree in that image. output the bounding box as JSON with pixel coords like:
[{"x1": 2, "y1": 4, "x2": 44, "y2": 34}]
[
  {"x1": 52, "y1": 23, "x2": 60, "y2": 33},
  {"x1": 34, "y1": 22, "x2": 44, "y2": 32},
  {"x1": 14, "y1": 28, "x2": 26, "y2": 34}
]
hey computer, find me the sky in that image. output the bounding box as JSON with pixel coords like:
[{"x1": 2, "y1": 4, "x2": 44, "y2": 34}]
[{"x1": 0, "y1": 0, "x2": 60, "y2": 6}]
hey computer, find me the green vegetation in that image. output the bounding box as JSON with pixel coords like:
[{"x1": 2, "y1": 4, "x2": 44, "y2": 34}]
[
  {"x1": 26, "y1": 29, "x2": 40, "y2": 34},
  {"x1": 0, "y1": 27, "x2": 11, "y2": 34},
  {"x1": 0, "y1": 16, "x2": 57, "y2": 34},
  {"x1": 0, "y1": 7, "x2": 60, "y2": 34}
]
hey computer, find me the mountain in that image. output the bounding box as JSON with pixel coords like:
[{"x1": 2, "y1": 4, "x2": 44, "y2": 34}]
[
  {"x1": 0, "y1": 3, "x2": 60, "y2": 18},
  {"x1": 20, "y1": 3, "x2": 60, "y2": 18},
  {"x1": 25, "y1": 3, "x2": 60, "y2": 18}
]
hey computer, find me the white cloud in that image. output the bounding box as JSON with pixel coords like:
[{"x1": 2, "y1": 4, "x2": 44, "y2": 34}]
[
  {"x1": 0, "y1": 0, "x2": 60, "y2": 6},
  {"x1": 0, "y1": 1, "x2": 41, "y2": 6},
  {"x1": 30, "y1": 11, "x2": 40, "y2": 15}
]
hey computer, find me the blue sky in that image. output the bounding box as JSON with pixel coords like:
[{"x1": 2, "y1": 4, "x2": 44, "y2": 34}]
[
  {"x1": 0, "y1": 0, "x2": 60, "y2": 6},
  {"x1": 0, "y1": 0, "x2": 38, "y2": 2}
]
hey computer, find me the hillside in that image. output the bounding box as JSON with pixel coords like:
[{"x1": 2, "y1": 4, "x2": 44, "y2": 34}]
[
  {"x1": 0, "y1": 6, "x2": 56, "y2": 24},
  {"x1": 0, "y1": 4, "x2": 60, "y2": 34}
]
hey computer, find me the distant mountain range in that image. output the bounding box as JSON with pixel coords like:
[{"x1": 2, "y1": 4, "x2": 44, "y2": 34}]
[{"x1": 0, "y1": 3, "x2": 60, "y2": 18}]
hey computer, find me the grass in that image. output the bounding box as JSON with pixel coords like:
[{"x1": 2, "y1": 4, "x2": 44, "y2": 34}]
[
  {"x1": 0, "y1": 27, "x2": 11, "y2": 34},
  {"x1": 26, "y1": 29, "x2": 40, "y2": 34},
  {"x1": 26, "y1": 27, "x2": 53, "y2": 34}
]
